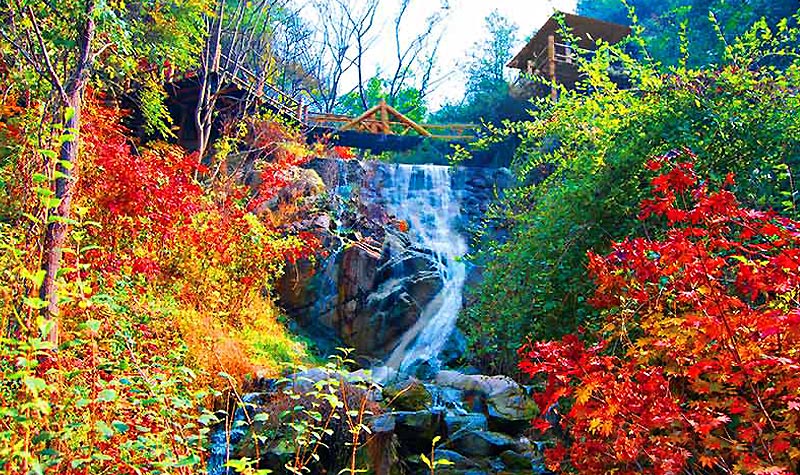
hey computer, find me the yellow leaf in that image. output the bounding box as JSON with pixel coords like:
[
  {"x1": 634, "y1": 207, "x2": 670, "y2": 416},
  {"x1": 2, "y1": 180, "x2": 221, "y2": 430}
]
[
  {"x1": 575, "y1": 382, "x2": 596, "y2": 405},
  {"x1": 588, "y1": 417, "x2": 603, "y2": 434}
]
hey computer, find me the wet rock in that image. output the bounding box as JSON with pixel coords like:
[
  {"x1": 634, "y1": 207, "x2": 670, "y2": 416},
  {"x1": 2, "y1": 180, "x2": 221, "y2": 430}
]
[
  {"x1": 440, "y1": 329, "x2": 468, "y2": 367},
  {"x1": 405, "y1": 359, "x2": 437, "y2": 381},
  {"x1": 449, "y1": 430, "x2": 517, "y2": 457},
  {"x1": 434, "y1": 371, "x2": 537, "y2": 430},
  {"x1": 371, "y1": 413, "x2": 396, "y2": 433},
  {"x1": 393, "y1": 410, "x2": 446, "y2": 452},
  {"x1": 444, "y1": 413, "x2": 488, "y2": 437},
  {"x1": 434, "y1": 449, "x2": 479, "y2": 469},
  {"x1": 500, "y1": 450, "x2": 533, "y2": 471},
  {"x1": 383, "y1": 379, "x2": 432, "y2": 411}
]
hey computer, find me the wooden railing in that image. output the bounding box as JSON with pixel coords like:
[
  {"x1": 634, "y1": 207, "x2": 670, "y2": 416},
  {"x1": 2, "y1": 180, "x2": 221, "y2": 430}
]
[
  {"x1": 306, "y1": 101, "x2": 478, "y2": 140},
  {"x1": 220, "y1": 53, "x2": 302, "y2": 121},
  {"x1": 172, "y1": 57, "x2": 477, "y2": 140}
]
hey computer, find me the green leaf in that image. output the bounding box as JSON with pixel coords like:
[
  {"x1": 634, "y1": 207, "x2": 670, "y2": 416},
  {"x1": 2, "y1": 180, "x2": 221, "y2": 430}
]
[
  {"x1": 420, "y1": 453, "x2": 431, "y2": 468},
  {"x1": 97, "y1": 388, "x2": 117, "y2": 402},
  {"x1": 84, "y1": 319, "x2": 101, "y2": 334},
  {"x1": 112, "y1": 420, "x2": 129, "y2": 433},
  {"x1": 70, "y1": 459, "x2": 91, "y2": 469},
  {"x1": 76, "y1": 398, "x2": 92, "y2": 408},
  {"x1": 64, "y1": 106, "x2": 75, "y2": 123},
  {"x1": 173, "y1": 454, "x2": 201, "y2": 467},
  {"x1": 40, "y1": 150, "x2": 57, "y2": 160},
  {"x1": 95, "y1": 420, "x2": 114, "y2": 439},
  {"x1": 23, "y1": 297, "x2": 49, "y2": 310},
  {"x1": 253, "y1": 413, "x2": 269, "y2": 422},
  {"x1": 198, "y1": 413, "x2": 219, "y2": 425},
  {"x1": 23, "y1": 377, "x2": 47, "y2": 394},
  {"x1": 42, "y1": 197, "x2": 61, "y2": 209},
  {"x1": 58, "y1": 134, "x2": 75, "y2": 145}
]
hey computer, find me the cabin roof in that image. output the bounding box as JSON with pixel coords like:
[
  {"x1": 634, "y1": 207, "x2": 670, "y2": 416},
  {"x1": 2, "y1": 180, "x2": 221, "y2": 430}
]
[{"x1": 507, "y1": 12, "x2": 631, "y2": 70}]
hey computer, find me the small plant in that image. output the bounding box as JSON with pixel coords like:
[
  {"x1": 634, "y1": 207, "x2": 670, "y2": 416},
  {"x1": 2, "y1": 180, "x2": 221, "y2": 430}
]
[{"x1": 420, "y1": 436, "x2": 454, "y2": 475}]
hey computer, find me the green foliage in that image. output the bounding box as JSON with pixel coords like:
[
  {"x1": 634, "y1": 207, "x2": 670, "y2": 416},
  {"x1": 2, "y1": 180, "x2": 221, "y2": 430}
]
[
  {"x1": 336, "y1": 76, "x2": 427, "y2": 123},
  {"x1": 213, "y1": 349, "x2": 380, "y2": 474},
  {"x1": 464, "y1": 15, "x2": 800, "y2": 374},
  {"x1": 432, "y1": 10, "x2": 525, "y2": 123},
  {"x1": 577, "y1": 0, "x2": 799, "y2": 67},
  {"x1": 431, "y1": 10, "x2": 526, "y2": 125},
  {"x1": 0, "y1": 270, "x2": 209, "y2": 473},
  {"x1": 139, "y1": 78, "x2": 175, "y2": 138}
]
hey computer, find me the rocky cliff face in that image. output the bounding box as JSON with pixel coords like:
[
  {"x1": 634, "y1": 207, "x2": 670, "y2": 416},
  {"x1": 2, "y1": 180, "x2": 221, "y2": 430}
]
[{"x1": 276, "y1": 158, "x2": 513, "y2": 365}]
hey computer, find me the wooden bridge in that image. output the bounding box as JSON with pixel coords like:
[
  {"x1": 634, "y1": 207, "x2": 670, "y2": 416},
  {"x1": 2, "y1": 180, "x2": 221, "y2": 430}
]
[{"x1": 167, "y1": 55, "x2": 478, "y2": 146}]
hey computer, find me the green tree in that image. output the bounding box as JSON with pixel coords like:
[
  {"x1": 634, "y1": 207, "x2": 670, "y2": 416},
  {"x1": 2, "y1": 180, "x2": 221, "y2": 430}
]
[
  {"x1": 577, "y1": 0, "x2": 799, "y2": 66},
  {"x1": 335, "y1": 75, "x2": 427, "y2": 123},
  {"x1": 432, "y1": 10, "x2": 526, "y2": 125}
]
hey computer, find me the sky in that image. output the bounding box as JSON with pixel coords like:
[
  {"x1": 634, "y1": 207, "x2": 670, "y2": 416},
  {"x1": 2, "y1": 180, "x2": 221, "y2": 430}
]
[{"x1": 372, "y1": 0, "x2": 579, "y2": 108}]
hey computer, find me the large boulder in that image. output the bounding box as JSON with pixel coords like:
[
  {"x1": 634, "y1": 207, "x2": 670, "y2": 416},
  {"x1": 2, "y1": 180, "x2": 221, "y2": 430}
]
[
  {"x1": 500, "y1": 450, "x2": 535, "y2": 471},
  {"x1": 444, "y1": 413, "x2": 488, "y2": 438},
  {"x1": 393, "y1": 410, "x2": 446, "y2": 452},
  {"x1": 449, "y1": 430, "x2": 517, "y2": 457},
  {"x1": 434, "y1": 371, "x2": 537, "y2": 434}
]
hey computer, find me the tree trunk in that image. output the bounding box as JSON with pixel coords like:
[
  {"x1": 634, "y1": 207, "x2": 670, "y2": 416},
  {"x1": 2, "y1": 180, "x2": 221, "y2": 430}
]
[
  {"x1": 38, "y1": 3, "x2": 95, "y2": 344},
  {"x1": 39, "y1": 92, "x2": 81, "y2": 343}
]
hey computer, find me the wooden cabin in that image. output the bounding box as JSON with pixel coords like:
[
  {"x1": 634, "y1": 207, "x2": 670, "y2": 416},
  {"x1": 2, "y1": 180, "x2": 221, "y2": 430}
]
[{"x1": 507, "y1": 12, "x2": 631, "y2": 99}]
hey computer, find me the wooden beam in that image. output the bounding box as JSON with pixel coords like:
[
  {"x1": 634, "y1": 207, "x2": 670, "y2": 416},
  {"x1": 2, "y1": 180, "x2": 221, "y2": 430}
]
[
  {"x1": 548, "y1": 34, "x2": 557, "y2": 101},
  {"x1": 382, "y1": 102, "x2": 432, "y2": 137},
  {"x1": 379, "y1": 100, "x2": 390, "y2": 134},
  {"x1": 340, "y1": 103, "x2": 383, "y2": 131}
]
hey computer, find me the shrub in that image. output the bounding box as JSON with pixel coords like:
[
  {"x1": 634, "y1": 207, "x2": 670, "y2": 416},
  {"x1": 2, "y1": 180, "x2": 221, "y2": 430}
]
[{"x1": 521, "y1": 154, "x2": 800, "y2": 474}]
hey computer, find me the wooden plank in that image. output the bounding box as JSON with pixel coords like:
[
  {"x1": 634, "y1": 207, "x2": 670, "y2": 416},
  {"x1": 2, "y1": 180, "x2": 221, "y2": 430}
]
[{"x1": 430, "y1": 135, "x2": 476, "y2": 141}]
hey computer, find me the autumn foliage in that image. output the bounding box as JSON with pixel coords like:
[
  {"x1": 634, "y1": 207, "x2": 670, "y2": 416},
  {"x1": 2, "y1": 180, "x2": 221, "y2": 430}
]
[
  {"x1": 0, "y1": 95, "x2": 318, "y2": 473},
  {"x1": 521, "y1": 151, "x2": 800, "y2": 474}
]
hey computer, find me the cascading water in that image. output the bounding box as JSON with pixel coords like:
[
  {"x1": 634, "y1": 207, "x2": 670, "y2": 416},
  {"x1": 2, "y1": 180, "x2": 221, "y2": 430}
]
[{"x1": 380, "y1": 163, "x2": 468, "y2": 374}]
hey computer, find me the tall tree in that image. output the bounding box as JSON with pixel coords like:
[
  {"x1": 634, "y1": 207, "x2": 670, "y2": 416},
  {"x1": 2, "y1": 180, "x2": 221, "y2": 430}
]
[
  {"x1": 1, "y1": 0, "x2": 99, "y2": 343},
  {"x1": 195, "y1": 0, "x2": 299, "y2": 160},
  {"x1": 308, "y1": 0, "x2": 446, "y2": 114},
  {"x1": 432, "y1": 10, "x2": 524, "y2": 124},
  {"x1": 308, "y1": 0, "x2": 379, "y2": 113},
  {"x1": 0, "y1": 0, "x2": 207, "y2": 341},
  {"x1": 380, "y1": 0, "x2": 444, "y2": 111}
]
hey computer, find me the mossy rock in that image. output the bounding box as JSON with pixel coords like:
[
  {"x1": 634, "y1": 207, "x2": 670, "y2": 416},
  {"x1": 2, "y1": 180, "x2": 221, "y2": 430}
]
[{"x1": 383, "y1": 379, "x2": 432, "y2": 411}]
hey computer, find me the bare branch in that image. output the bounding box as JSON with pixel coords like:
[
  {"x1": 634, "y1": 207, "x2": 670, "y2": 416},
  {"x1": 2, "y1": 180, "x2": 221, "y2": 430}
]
[{"x1": 22, "y1": 3, "x2": 67, "y2": 101}]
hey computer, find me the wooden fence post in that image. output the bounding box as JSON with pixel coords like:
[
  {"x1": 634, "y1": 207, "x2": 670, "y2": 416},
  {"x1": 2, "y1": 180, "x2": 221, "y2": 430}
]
[{"x1": 548, "y1": 34, "x2": 557, "y2": 101}]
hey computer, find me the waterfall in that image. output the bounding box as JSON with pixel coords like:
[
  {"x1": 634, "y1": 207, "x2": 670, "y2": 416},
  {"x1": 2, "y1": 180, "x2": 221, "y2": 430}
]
[{"x1": 381, "y1": 163, "x2": 468, "y2": 374}]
